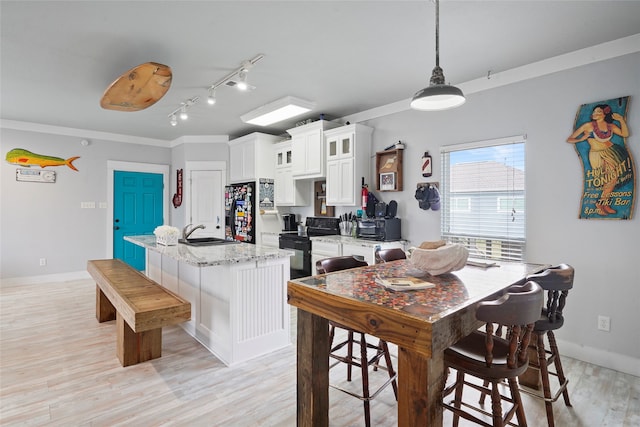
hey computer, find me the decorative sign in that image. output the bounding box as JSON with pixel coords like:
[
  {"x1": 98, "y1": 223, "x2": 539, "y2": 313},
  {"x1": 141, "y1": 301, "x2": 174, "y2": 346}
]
[
  {"x1": 172, "y1": 169, "x2": 183, "y2": 208},
  {"x1": 567, "y1": 96, "x2": 635, "y2": 219},
  {"x1": 16, "y1": 168, "x2": 56, "y2": 183},
  {"x1": 422, "y1": 151, "x2": 432, "y2": 177},
  {"x1": 259, "y1": 178, "x2": 274, "y2": 209}
]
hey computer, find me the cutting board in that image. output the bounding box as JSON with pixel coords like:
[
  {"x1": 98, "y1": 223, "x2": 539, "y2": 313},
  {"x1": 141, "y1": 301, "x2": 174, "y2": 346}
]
[{"x1": 100, "y1": 62, "x2": 172, "y2": 111}]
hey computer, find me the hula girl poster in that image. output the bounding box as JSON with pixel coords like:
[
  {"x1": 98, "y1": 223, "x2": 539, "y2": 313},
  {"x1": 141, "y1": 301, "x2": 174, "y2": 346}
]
[{"x1": 567, "y1": 96, "x2": 635, "y2": 219}]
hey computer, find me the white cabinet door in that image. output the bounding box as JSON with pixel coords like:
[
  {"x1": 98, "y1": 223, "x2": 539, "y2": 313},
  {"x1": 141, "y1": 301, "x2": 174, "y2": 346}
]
[
  {"x1": 324, "y1": 124, "x2": 372, "y2": 207},
  {"x1": 275, "y1": 167, "x2": 293, "y2": 205},
  {"x1": 326, "y1": 158, "x2": 355, "y2": 206},
  {"x1": 288, "y1": 120, "x2": 339, "y2": 179},
  {"x1": 327, "y1": 132, "x2": 354, "y2": 161},
  {"x1": 292, "y1": 131, "x2": 324, "y2": 177},
  {"x1": 229, "y1": 141, "x2": 255, "y2": 183}
]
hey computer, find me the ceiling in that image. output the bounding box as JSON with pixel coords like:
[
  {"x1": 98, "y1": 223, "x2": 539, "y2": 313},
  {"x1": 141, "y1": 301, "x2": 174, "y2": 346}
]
[{"x1": 2, "y1": 1, "x2": 640, "y2": 142}]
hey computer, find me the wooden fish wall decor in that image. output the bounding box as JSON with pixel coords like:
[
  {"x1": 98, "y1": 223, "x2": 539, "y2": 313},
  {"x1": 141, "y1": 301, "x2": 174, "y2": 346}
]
[{"x1": 5, "y1": 148, "x2": 80, "y2": 171}]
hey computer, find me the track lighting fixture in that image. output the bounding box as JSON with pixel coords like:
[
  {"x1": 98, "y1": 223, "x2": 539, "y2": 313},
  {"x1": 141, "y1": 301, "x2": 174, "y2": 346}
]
[
  {"x1": 166, "y1": 54, "x2": 263, "y2": 127},
  {"x1": 167, "y1": 96, "x2": 199, "y2": 126},
  {"x1": 410, "y1": 0, "x2": 465, "y2": 111}
]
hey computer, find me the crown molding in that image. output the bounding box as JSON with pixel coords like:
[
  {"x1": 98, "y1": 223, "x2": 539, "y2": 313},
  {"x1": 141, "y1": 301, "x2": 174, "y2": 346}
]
[{"x1": 0, "y1": 119, "x2": 170, "y2": 147}]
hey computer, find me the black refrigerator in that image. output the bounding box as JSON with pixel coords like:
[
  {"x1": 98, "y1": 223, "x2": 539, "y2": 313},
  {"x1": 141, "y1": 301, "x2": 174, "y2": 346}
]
[{"x1": 225, "y1": 182, "x2": 255, "y2": 243}]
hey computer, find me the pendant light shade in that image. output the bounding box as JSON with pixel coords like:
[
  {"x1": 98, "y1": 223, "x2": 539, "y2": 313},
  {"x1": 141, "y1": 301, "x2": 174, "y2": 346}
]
[{"x1": 411, "y1": 0, "x2": 465, "y2": 111}]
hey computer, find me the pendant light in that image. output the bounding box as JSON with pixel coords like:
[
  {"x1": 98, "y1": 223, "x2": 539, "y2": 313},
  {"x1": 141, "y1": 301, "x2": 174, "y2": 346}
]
[{"x1": 410, "y1": 0, "x2": 465, "y2": 111}]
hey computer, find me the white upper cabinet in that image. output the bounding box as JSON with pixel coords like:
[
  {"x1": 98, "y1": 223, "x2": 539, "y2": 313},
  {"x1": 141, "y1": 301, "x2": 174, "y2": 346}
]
[
  {"x1": 287, "y1": 120, "x2": 340, "y2": 180},
  {"x1": 324, "y1": 124, "x2": 372, "y2": 206},
  {"x1": 228, "y1": 132, "x2": 281, "y2": 183},
  {"x1": 274, "y1": 140, "x2": 309, "y2": 206}
]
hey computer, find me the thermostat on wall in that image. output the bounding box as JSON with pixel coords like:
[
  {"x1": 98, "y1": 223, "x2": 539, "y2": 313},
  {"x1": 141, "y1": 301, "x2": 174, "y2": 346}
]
[{"x1": 16, "y1": 168, "x2": 56, "y2": 183}]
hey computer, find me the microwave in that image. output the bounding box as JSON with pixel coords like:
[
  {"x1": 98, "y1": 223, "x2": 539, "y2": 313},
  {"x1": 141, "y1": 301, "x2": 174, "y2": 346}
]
[{"x1": 356, "y1": 218, "x2": 401, "y2": 241}]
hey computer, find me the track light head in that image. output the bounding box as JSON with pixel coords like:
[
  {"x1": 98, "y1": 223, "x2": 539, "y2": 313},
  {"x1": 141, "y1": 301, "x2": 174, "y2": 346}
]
[
  {"x1": 179, "y1": 105, "x2": 188, "y2": 120},
  {"x1": 207, "y1": 88, "x2": 216, "y2": 105},
  {"x1": 236, "y1": 68, "x2": 249, "y2": 91},
  {"x1": 170, "y1": 114, "x2": 178, "y2": 126}
]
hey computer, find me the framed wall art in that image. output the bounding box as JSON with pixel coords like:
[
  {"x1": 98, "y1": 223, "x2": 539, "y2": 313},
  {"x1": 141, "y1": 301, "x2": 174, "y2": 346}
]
[{"x1": 566, "y1": 96, "x2": 635, "y2": 219}]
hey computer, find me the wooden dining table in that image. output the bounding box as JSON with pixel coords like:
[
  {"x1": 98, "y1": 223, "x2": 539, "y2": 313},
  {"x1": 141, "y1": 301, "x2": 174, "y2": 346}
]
[{"x1": 287, "y1": 259, "x2": 546, "y2": 426}]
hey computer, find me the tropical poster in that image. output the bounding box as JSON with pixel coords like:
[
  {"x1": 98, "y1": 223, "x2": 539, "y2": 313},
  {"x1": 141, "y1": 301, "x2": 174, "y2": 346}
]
[{"x1": 567, "y1": 96, "x2": 635, "y2": 219}]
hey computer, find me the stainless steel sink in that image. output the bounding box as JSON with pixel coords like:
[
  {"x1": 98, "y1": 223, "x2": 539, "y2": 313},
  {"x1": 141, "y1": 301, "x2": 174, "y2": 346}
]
[{"x1": 178, "y1": 237, "x2": 239, "y2": 246}]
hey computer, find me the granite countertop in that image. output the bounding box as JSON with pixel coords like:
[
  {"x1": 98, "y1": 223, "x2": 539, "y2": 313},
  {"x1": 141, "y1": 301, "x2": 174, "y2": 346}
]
[
  {"x1": 309, "y1": 235, "x2": 408, "y2": 247},
  {"x1": 125, "y1": 235, "x2": 293, "y2": 267}
]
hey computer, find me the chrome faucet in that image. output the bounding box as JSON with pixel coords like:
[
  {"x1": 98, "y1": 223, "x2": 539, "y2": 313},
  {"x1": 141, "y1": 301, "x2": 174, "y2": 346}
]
[{"x1": 183, "y1": 223, "x2": 206, "y2": 240}]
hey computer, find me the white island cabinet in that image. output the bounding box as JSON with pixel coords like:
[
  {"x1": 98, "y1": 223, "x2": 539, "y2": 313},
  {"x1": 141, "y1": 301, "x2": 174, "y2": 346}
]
[{"x1": 126, "y1": 235, "x2": 292, "y2": 366}]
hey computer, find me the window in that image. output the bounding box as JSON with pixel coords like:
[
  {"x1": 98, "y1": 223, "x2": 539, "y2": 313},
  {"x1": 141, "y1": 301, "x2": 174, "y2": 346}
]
[
  {"x1": 451, "y1": 197, "x2": 471, "y2": 212},
  {"x1": 440, "y1": 136, "x2": 526, "y2": 262}
]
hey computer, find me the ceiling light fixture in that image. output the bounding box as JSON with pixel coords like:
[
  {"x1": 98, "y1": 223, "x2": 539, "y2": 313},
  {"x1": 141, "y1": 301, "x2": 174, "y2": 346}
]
[
  {"x1": 236, "y1": 66, "x2": 249, "y2": 91},
  {"x1": 241, "y1": 96, "x2": 316, "y2": 126},
  {"x1": 207, "y1": 88, "x2": 216, "y2": 105},
  {"x1": 410, "y1": 0, "x2": 465, "y2": 111},
  {"x1": 167, "y1": 96, "x2": 199, "y2": 126}
]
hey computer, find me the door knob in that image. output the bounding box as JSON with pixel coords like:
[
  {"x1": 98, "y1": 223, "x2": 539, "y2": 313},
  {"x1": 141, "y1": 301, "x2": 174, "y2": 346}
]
[
  {"x1": 114, "y1": 219, "x2": 120, "y2": 223},
  {"x1": 114, "y1": 226, "x2": 120, "y2": 230}
]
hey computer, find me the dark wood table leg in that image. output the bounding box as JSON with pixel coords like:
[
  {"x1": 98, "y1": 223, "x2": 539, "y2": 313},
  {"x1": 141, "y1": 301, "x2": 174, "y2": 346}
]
[
  {"x1": 398, "y1": 346, "x2": 445, "y2": 426},
  {"x1": 296, "y1": 309, "x2": 329, "y2": 427}
]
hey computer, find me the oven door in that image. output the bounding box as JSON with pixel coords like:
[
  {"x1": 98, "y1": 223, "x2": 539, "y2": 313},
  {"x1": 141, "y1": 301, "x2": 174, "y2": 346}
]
[{"x1": 279, "y1": 236, "x2": 312, "y2": 279}]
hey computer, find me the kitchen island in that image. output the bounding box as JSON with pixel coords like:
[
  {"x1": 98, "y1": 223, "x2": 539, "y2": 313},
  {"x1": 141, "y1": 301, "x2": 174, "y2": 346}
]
[{"x1": 125, "y1": 235, "x2": 292, "y2": 366}]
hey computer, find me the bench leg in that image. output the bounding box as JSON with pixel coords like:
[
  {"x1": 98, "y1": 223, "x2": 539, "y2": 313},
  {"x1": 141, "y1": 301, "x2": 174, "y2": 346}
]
[
  {"x1": 96, "y1": 285, "x2": 116, "y2": 323},
  {"x1": 116, "y1": 313, "x2": 162, "y2": 367}
]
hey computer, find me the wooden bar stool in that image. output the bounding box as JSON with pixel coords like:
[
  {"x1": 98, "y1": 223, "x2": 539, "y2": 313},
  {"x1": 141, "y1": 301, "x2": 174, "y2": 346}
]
[
  {"x1": 316, "y1": 256, "x2": 398, "y2": 427},
  {"x1": 443, "y1": 281, "x2": 544, "y2": 427},
  {"x1": 519, "y1": 263, "x2": 575, "y2": 427}
]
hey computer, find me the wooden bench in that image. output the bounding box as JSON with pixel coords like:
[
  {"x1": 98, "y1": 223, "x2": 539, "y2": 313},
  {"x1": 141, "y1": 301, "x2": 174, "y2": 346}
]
[{"x1": 87, "y1": 259, "x2": 191, "y2": 367}]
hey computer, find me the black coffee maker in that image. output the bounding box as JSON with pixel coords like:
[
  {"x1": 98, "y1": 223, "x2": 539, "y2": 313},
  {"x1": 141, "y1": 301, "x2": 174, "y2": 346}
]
[{"x1": 282, "y1": 214, "x2": 297, "y2": 231}]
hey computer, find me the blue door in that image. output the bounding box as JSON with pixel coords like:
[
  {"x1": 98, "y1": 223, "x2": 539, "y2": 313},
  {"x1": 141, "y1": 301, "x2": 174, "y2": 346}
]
[{"x1": 113, "y1": 171, "x2": 164, "y2": 270}]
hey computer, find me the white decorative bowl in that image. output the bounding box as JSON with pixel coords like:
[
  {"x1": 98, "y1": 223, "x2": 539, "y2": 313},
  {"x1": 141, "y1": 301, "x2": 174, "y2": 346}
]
[{"x1": 410, "y1": 244, "x2": 469, "y2": 275}]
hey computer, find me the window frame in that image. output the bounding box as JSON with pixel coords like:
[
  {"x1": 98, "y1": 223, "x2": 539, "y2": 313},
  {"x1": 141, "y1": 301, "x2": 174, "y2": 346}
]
[{"x1": 440, "y1": 135, "x2": 526, "y2": 262}]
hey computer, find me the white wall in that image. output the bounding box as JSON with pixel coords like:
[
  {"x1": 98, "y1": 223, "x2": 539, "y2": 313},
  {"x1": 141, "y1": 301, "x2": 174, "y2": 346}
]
[{"x1": 0, "y1": 130, "x2": 171, "y2": 278}]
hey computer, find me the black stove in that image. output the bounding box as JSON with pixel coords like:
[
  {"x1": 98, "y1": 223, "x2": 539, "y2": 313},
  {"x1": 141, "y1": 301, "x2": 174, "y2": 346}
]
[{"x1": 279, "y1": 217, "x2": 340, "y2": 278}]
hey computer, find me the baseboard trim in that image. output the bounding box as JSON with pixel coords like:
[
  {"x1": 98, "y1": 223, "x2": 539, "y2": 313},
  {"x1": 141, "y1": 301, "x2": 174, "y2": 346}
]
[
  {"x1": 1, "y1": 271, "x2": 91, "y2": 287},
  {"x1": 556, "y1": 338, "x2": 640, "y2": 378}
]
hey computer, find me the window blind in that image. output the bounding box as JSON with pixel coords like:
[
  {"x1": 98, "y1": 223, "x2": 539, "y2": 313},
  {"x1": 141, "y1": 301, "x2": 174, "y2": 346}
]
[{"x1": 440, "y1": 136, "x2": 526, "y2": 262}]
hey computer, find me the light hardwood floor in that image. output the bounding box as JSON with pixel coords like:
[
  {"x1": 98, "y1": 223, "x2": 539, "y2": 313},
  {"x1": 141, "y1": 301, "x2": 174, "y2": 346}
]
[{"x1": 1, "y1": 277, "x2": 638, "y2": 426}]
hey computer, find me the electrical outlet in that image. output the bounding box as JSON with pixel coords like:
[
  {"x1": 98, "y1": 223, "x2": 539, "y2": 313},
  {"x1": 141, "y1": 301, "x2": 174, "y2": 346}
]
[
  {"x1": 597, "y1": 315, "x2": 610, "y2": 332},
  {"x1": 39, "y1": 258, "x2": 47, "y2": 266}
]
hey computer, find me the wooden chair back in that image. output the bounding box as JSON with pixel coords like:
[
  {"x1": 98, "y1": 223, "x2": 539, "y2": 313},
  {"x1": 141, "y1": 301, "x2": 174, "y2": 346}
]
[
  {"x1": 374, "y1": 248, "x2": 406, "y2": 263},
  {"x1": 476, "y1": 281, "x2": 544, "y2": 369},
  {"x1": 316, "y1": 256, "x2": 368, "y2": 274},
  {"x1": 527, "y1": 263, "x2": 574, "y2": 326}
]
